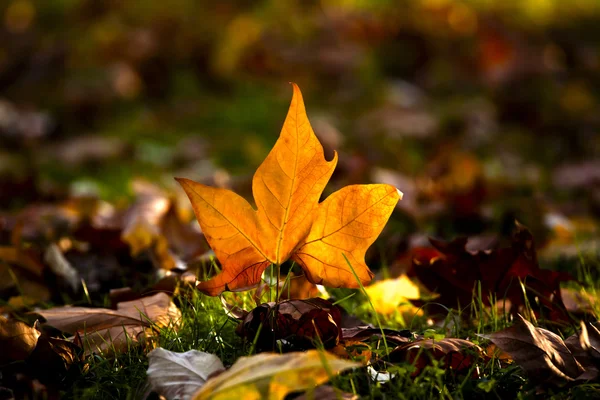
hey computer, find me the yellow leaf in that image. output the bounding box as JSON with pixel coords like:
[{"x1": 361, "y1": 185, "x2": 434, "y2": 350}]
[
  {"x1": 365, "y1": 275, "x2": 421, "y2": 316},
  {"x1": 192, "y1": 350, "x2": 359, "y2": 400},
  {"x1": 177, "y1": 83, "x2": 402, "y2": 295}
]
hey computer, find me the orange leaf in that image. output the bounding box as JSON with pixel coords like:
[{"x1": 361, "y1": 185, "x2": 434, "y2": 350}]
[{"x1": 176, "y1": 84, "x2": 402, "y2": 295}]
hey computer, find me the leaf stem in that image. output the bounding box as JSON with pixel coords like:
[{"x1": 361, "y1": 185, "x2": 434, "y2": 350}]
[{"x1": 275, "y1": 263, "x2": 280, "y2": 303}]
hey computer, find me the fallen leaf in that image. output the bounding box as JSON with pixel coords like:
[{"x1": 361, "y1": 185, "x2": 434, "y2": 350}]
[
  {"x1": 114, "y1": 181, "x2": 208, "y2": 271},
  {"x1": 482, "y1": 314, "x2": 584, "y2": 382},
  {"x1": 579, "y1": 321, "x2": 600, "y2": 359},
  {"x1": 0, "y1": 316, "x2": 40, "y2": 364},
  {"x1": 160, "y1": 204, "x2": 207, "y2": 262},
  {"x1": 0, "y1": 317, "x2": 82, "y2": 386},
  {"x1": 365, "y1": 275, "x2": 422, "y2": 319},
  {"x1": 341, "y1": 326, "x2": 414, "y2": 347},
  {"x1": 147, "y1": 348, "x2": 225, "y2": 400},
  {"x1": 35, "y1": 292, "x2": 181, "y2": 355},
  {"x1": 177, "y1": 84, "x2": 401, "y2": 295},
  {"x1": 412, "y1": 222, "x2": 572, "y2": 318},
  {"x1": 121, "y1": 182, "x2": 171, "y2": 256},
  {"x1": 192, "y1": 350, "x2": 359, "y2": 400},
  {"x1": 388, "y1": 338, "x2": 483, "y2": 376},
  {"x1": 564, "y1": 321, "x2": 600, "y2": 380},
  {"x1": 26, "y1": 333, "x2": 82, "y2": 385},
  {"x1": 236, "y1": 298, "x2": 342, "y2": 351}
]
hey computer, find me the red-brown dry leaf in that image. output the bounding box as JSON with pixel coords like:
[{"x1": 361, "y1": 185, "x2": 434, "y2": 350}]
[
  {"x1": 236, "y1": 298, "x2": 342, "y2": 351},
  {"x1": 341, "y1": 326, "x2": 414, "y2": 347},
  {"x1": 412, "y1": 222, "x2": 572, "y2": 318},
  {"x1": 35, "y1": 293, "x2": 180, "y2": 355},
  {"x1": 177, "y1": 84, "x2": 401, "y2": 295},
  {"x1": 483, "y1": 314, "x2": 584, "y2": 382},
  {"x1": 388, "y1": 338, "x2": 483, "y2": 376}
]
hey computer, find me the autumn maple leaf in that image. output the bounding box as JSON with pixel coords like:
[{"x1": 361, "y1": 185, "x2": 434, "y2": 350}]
[{"x1": 176, "y1": 83, "x2": 402, "y2": 295}]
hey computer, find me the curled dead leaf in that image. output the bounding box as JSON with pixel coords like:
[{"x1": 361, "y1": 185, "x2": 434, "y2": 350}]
[
  {"x1": 482, "y1": 314, "x2": 584, "y2": 383},
  {"x1": 0, "y1": 316, "x2": 41, "y2": 364},
  {"x1": 236, "y1": 298, "x2": 342, "y2": 351}
]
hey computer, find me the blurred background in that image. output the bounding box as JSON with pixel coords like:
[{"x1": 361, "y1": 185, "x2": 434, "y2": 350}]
[{"x1": 1, "y1": 0, "x2": 600, "y2": 292}]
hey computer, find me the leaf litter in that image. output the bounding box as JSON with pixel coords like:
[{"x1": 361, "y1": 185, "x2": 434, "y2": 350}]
[{"x1": 1, "y1": 82, "x2": 599, "y2": 399}]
